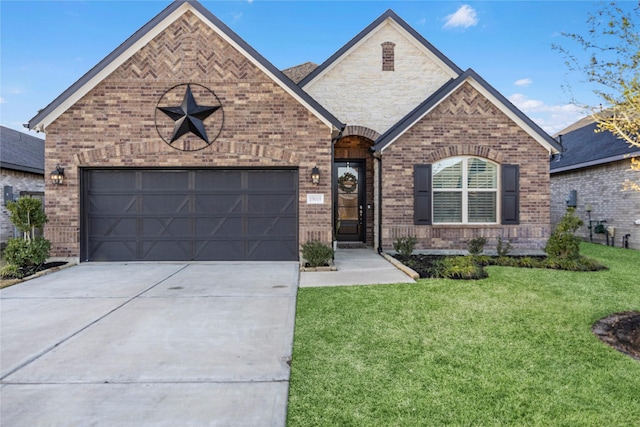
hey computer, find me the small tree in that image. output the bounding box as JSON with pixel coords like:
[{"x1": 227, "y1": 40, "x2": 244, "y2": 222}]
[
  {"x1": 6, "y1": 197, "x2": 48, "y2": 241},
  {"x1": 1, "y1": 197, "x2": 50, "y2": 278},
  {"x1": 545, "y1": 207, "x2": 584, "y2": 261}
]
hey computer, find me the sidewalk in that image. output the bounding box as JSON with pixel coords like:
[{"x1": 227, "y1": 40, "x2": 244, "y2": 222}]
[{"x1": 299, "y1": 248, "x2": 416, "y2": 287}]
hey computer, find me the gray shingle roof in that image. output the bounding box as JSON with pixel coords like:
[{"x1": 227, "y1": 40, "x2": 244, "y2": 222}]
[
  {"x1": 550, "y1": 117, "x2": 640, "y2": 173},
  {"x1": 0, "y1": 126, "x2": 45, "y2": 175},
  {"x1": 282, "y1": 62, "x2": 318, "y2": 84}
]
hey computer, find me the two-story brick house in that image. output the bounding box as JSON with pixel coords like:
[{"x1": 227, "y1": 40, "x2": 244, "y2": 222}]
[{"x1": 28, "y1": 1, "x2": 560, "y2": 262}]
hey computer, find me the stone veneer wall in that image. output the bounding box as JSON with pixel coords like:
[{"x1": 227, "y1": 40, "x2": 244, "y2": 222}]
[
  {"x1": 304, "y1": 21, "x2": 452, "y2": 135},
  {"x1": 551, "y1": 159, "x2": 640, "y2": 250},
  {"x1": 379, "y1": 82, "x2": 552, "y2": 252},
  {"x1": 0, "y1": 169, "x2": 45, "y2": 247},
  {"x1": 43, "y1": 11, "x2": 333, "y2": 259}
]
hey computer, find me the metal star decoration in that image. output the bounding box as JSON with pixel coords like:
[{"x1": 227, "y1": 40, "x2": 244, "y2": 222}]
[{"x1": 157, "y1": 84, "x2": 220, "y2": 144}]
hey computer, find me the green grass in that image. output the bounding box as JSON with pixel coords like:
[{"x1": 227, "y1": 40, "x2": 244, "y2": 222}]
[{"x1": 288, "y1": 243, "x2": 640, "y2": 426}]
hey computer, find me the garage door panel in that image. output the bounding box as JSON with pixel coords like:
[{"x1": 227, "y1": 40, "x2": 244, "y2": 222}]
[
  {"x1": 141, "y1": 195, "x2": 190, "y2": 214},
  {"x1": 195, "y1": 170, "x2": 243, "y2": 190},
  {"x1": 89, "y1": 217, "x2": 138, "y2": 236},
  {"x1": 89, "y1": 241, "x2": 137, "y2": 262},
  {"x1": 142, "y1": 217, "x2": 191, "y2": 237},
  {"x1": 194, "y1": 195, "x2": 243, "y2": 213},
  {"x1": 248, "y1": 170, "x2": 295, "y2": 190},
  {"x1": 248, "y1": 217, "x2": 296, "y2": 236},
  {"x1": 142, "y1": 241, "x2": 193, "y2": 261},
  {"x1": 247, "y1": 240, "x2": 297, "y2": 261},
  {"x1": 90, "y1": 171, "x2": 136, "y2": 190},
  {"x1": 84, "y1": 169, "x2": 298, "y2": 261},
  {"x1": 89, "y1": 195, "x2": 137, "y2": 213},
  {"x1": 142, "y1": 171, "x2": 189, "y2": 190},
  {"x1": 248, "y1": 194, "x2": 295, "y2": 213},
  {"x1": 194, "y1": 240, "x2": 245, "y2": 261}
]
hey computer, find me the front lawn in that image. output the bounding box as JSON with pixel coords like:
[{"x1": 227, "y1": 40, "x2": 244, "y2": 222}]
[{"x1": 288, "y1": 243, "x2": 640, "y2": 426}]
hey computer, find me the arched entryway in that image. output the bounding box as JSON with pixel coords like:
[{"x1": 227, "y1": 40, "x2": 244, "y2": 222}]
[{"x1": 334, "y1": 133, "x2": 376, "y2": 245}]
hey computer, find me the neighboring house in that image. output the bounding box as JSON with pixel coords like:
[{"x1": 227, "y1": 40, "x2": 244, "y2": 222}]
[
  {"x1": 0, "y1": 126, "x2": 45, "y2": 249},
  {"x1": 27, "y1": 1, "x2": 559, "y2": 262},
  {"x1": 550, "y1": 116, "x2": 640, "y2": 250}
]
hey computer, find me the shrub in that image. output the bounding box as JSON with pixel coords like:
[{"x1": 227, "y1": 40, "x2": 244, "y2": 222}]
[
  {"x1": 432, "y1": 256, "x2": 488, "y2": 280},
  {"x1": 0, "y1": 264, "x2": 22, "y2": 279},
  {"x1": 393, "y1": 236, "x2": 417, "y2": 257},
  {"x1": 467, "y1": 237, "x2": 487, "y2": 256},
  {"x1": 3, "y1": 237, "x2": 50, "y2": 272},
  {"x1": 545, "y1": 207, "x2": 583, "y2": 261},
  {"x1": 301, "y1": 240, "x2": 334, "y2": 267},
  {"x1": 496, "y1": 236, "x2": 513, "y2": 257},
  {"x1": 543, "y1": 256, "x2": 607, "y2": 272}
]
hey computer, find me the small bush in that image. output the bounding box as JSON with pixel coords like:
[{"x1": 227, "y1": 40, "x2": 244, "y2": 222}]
[
  {"x1": 301, "y1": 240, "x2": 334, "y2": 267},
  {"x1": 432, "y1": 256, "x2": 488, "y2": 280},
  {"x1": 467, "y1": 237, "x2": 487, "y2": 256},
  {"x1": 393, "y1": 236, "x2": 417, "y2": 257},
  {"x1": 496, "y1": 236, "x2": 513, "y2": 257},
  {"x1": 3, "y1": 237, "x2": 50, "y2": 270},
  {"x1": 545, "y1": 207, "x2": 583, "y2": 261},
  {"x1": 543, "y1": 256, "x2": 606, "y2": 272},
  {"x1": 0, "y1": 264, "x2": 23, "y2": 279}
]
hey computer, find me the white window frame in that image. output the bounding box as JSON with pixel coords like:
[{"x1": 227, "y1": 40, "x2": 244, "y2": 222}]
[{"x1": 432, "y1": 156, "x2": 500, "y2": 224}]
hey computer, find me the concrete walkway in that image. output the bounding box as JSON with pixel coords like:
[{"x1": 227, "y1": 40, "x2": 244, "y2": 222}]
[
  {"x1": 1, "y1": 262, "x2": 298, "y2": 426},
  {"x1": 300, "y1": 248, "x2": 416, "y2": 287}
]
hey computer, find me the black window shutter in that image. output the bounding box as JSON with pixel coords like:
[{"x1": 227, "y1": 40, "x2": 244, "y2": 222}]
[
  {"x1": 414, "y1": 164, "x2": 432, "y2": 225},
  {"x1": 501, "y1": 164, "x2": 519, "y2": 225}
]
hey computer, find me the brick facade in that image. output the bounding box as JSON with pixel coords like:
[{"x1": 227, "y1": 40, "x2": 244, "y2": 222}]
[
  {"x1": 379, "y1": 82, "x2": 551, "y2": 252},
  {"x1": 0, "y1": 169, "x2": 45, "y2": 247},
  {"x1": 551, "y1": 159, "x2": 640, "y2": 250},
  {"x1": 43, "y1": 11, "x2": 333, "y2": 259}
]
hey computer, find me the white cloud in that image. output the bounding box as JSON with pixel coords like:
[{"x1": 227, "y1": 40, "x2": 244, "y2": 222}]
[
  {"x1": 443, "y1": 5, "x2": 478, "y2": 29},
  {"x1": 514, "y1": 78, "x2": 532, "y2": 87},
  {"x1": 508, "y1": 93, "x2": 587, "y2": 135}
]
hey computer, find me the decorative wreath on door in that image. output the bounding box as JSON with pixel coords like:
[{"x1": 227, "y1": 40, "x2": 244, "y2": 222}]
[{"x1": 338, "y1": 172, "x2": 358, "y2": 193}]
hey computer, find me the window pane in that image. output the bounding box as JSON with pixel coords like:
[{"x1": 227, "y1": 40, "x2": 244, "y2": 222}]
[
  {"x1": 433, "y1": 158, "x2": 462, "y2": 189},
  {"x1": 468, "y1": 192, "x2": 496, "y2": 222},
  {"x1": 433, "y1": 192, "x2": 462, "y2": 223},
  {"x1": 468, "y1": 158, "x2": 497, "y2": 189}
]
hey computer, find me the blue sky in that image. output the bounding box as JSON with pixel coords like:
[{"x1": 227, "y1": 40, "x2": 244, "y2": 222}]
[{"x1": 1, "y1": 1, "x2": 633, "y2": 138}]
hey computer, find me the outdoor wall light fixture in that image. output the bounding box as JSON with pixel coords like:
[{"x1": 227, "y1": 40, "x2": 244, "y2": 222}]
[
  {"x1": 50, "y1": 165, "x2": 65, "y2": 185},
  {"x1": 311, "y1": 166, "x2": 321, "y2": 185}
]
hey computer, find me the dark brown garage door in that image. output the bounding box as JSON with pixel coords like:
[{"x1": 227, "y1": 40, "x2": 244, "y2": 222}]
[{"x1": 82, "y1": 169, "x2": 298, "y2": 261}]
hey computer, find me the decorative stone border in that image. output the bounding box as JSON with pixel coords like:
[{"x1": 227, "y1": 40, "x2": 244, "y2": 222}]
[
  {"x1": 380, "y1": 253, "x2": 420, "y2": 280},
  {"x1": 0, "y1": 261, "x2": 77, "y2": 289}
]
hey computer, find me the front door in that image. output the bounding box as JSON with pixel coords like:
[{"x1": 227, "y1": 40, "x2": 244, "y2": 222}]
[{"x1": 334, "y1": 161, "x2": 365, "y2": 242}]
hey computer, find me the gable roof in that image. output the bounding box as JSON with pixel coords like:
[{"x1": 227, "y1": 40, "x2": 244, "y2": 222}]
[
  {"x1": 373, "y1": 69, "x2": 562, "y2": 154},
  {"x1": 550, "y1": 117, "x2": 640, "y2": 173},
  {"x1": 28, "y1": 0, "x2": 343, "y2": 133},
  {"x1": 299, "y1": 9, "x2": 463, "y2": 88},
  {"x1": 0, "y1": 126, "x2": 45, "y2": 175}
]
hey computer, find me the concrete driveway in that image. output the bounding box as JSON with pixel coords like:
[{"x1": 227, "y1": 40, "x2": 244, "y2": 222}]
[{"x1": 1, "y1": 262, "x2": 299, "y2": 426}]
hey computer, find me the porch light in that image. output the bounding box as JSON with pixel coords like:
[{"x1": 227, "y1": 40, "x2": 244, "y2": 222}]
[
  {"x1": 50, "y1": 165, "x2": 65, "y2": 185},
  {"x1": 311, "y1": 166, "x2": 320, "y2": 185}
]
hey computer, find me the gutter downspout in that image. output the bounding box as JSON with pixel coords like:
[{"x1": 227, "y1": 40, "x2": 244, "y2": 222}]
[{"x1": 373, "y1": 149, "x2": 383, "y2": 254}]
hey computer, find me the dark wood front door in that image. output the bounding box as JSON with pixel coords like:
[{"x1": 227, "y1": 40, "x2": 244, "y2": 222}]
[{"x1": 334, "y1": 161, "x2": 365, "y2": 242}]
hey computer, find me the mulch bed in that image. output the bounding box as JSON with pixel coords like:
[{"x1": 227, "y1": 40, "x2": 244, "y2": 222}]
[{"x1": 593, "y1": 311, "x2": 640, "y2": 361}]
